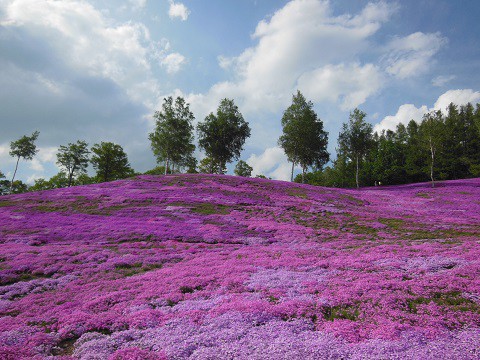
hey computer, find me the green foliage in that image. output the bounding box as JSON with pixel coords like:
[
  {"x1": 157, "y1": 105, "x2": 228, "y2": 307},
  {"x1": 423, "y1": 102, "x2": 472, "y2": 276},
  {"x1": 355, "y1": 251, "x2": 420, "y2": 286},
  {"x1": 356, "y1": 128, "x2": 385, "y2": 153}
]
[
  {"x1": 144, "y1": 166, "x2": 171, "y2": 175},
  {"x1": 8, "y1": 180, "x2": 28, "y2": 194},
  {"x1": 197, "y1": 98, "x2": 251, "y2": 173},
  {"x1": 56, "y1": 140, "x2": 90, "y2": 187},
  {"x1": 234, "y1": 160, "x2": 253, "y2": 177},
  {"x1": 91, "y1": 142, "x2": 134, "y2": 182},
  {"x1": 198, "y1": 156, "x2": 226, "y2": 174},
  {"x1": 9, "y1": 131, "x2": 40, "y2": 190},
  {"x1": 76, "y1": 174, "x2": 96, "y2": 185},
  {"x1": 9, "y1": 131, "x2": 40, "y2": 160},
  {"x1": 149, "y1": 96, "x2": 196, "y2": 174},
  {"x1": 419, "y1": 110, "x2": 445, "y2": 187},
  {"x1": 29, "y1": 172, "x2": 70, "y2": 192},
  {"x1": 338, "y1": 109, "x2": 374, "y2": 188},
  {"x1": 278, "y1": 91, "x2": 329, "y2": 182}
]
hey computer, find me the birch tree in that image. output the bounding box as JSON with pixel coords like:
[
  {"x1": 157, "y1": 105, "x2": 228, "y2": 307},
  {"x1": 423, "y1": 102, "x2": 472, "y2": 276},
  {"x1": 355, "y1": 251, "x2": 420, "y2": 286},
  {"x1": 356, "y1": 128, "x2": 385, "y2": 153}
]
[
  {"x1": 149, "y1": 96, "x2": 196, "y2": 175},
  {"x1": 278, "y1": 91, "x2": 329, "y2": 182},
  {"x1": 9, "y1": 131, "x2": 39, "y2": 192},
  {"x1": 338, "y1": 109, "x2": 373, "y2": 188},
  {"x1": 56, "y1": 140, "x2": 90, "y2": 187}
]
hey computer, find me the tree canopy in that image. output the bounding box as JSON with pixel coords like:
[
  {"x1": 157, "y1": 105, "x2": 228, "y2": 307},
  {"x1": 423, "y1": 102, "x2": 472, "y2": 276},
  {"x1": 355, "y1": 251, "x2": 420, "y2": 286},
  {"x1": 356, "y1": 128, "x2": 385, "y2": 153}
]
[
  {"x1": 91, "y1": 142, "x2": 134, "y2": 182},
  {"x1": 234, "y1": 160, "x2": 253, "y2": 177},
  {"x1": 56, "y1": 140, "x2": 90, "y2": 187},
  {"x1": 278, "y1": 91, "x2": 329, "y2": 182},
  {"x1": 338, "y1": 109, "x2": 374, "y2": 188},
  {"x1": 149, "y1": 96, "x2": 196, "y2": 174},
  {"x1": 197, "y1": 98, "x2": 250, "y2": 174},
  {"x1": 9, "y1": 131, "x2": 40, "y2": 192}
]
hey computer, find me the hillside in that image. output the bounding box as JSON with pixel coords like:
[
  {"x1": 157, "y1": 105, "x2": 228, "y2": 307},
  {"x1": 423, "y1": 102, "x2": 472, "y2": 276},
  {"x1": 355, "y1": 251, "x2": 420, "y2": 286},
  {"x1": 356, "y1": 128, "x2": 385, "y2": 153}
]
[{"x1": 0, "y1": 175, "x2": 479, "y2": 359}]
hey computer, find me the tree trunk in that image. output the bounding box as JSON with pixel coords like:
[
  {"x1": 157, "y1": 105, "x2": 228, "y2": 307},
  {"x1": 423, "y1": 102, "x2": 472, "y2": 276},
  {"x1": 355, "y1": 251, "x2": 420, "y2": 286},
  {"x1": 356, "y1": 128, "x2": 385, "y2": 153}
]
[
  {"x1": 10, "y1": 156, "x2": 20, "y2": 192},
  {"x1": 290, "y1": 161, "x2": 295, "y2": 182},
  {"x1": 355, "y1": 155, "x2": 359, "y2": 189},
  {"x1": 68, "y1": 171, "x2": 74, "y2": 187},
  {"x1": 165, "y1": 158, "x2": 170, "y2": 175}
]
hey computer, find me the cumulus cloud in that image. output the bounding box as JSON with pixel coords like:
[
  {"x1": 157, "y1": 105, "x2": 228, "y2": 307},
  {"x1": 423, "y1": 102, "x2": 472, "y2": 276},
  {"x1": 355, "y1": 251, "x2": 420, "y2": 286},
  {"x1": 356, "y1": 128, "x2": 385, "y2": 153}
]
[
  {"x1": 374, "y1": 89, "x2": 480, "y2": 133},
  {"x1": 1, "y1": 0, "x2": 159, "y2": 106},
  {"x1": 373, "y1": 104, "x2": 428, "y2": 133},
  {"x1": 161, "y1": 52, "x2": 186, "y2": 74},
  {"x1": 187, "y1": 0, "x2": 396, "y2": 115},
  {"x1": 246, "y1": 147, "x2": 298, "y2": 181},
  {"x1": 383, "y1": 32, "x2": 447, "y2": 79},
  {"x1": 433, "y1": 89, "x2": 480, "y2": 112},
  {"x1": 298, "y1": 63, "x2": 384, "y2": 111},
  {"x1": 0, "y1": 0, "x2": 174, "y2": 178},
  {"x1": 168, "y1": 0, "x2": 190, "y2": 21}
]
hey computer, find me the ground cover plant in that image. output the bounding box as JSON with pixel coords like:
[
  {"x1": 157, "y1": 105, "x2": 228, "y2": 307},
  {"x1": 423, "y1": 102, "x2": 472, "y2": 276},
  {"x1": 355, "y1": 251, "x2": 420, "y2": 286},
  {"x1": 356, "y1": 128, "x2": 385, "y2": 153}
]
[{"x1": 0, "y1": 174, "x2": 479, "y2": 359}]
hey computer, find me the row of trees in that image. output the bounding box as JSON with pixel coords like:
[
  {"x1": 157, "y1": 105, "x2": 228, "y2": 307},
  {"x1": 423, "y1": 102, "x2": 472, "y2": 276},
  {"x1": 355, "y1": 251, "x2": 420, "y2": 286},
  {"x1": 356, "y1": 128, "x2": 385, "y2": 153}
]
[
  {"x1": 1, "y1": 96, "x2": 254, "y2": 195},
  {"x1": 296, "y1": 102, "x2": 480, "y2": 188},
  {"x1": 0, "y1": 137, "x2": 134, "y2": 194},
  {"x1": 3, "y1": 92, "x2": 480, "y2": 193},
  {"x1": 149, "y1": 97, "x2": 251, "y2": 176}
]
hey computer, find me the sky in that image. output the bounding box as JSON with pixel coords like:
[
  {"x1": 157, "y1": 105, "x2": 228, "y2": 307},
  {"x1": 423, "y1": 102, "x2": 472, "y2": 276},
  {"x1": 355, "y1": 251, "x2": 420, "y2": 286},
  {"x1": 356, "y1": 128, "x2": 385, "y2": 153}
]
[{"x1": 1, "y1": 0, "x2": 480, "y2": 183}]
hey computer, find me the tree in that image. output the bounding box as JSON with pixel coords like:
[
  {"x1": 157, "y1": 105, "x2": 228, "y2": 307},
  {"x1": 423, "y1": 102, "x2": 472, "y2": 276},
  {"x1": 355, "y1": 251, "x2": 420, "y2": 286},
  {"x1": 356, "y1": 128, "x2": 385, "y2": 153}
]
[
  {"x1": 234, "y1": 160, "x2": 253, "y2": 177},
  {"x1": 56, "y1": 140, "x2": 90, "y2": 187},
  {"x1": 419, "y1": 110, "x2": 444, "y2": 187},
  {"x1": 198, "y1": 156, "x2": 226, "y2": 174},
  {"x1": 338, "y1": 109, "x2": 374, "y2": 188},
  {"x1": 197, "y1": 98, "x2": 251, "y2": 173},
  {"x1": 149, "y1": 96, "x2": 196, "y2": 175},
  {"x1": 91, "y1": 142, "x2": 134, "y2": 182},
  {"x1": 29, "y1": 172, "x2": 70, "y2": 192},
  {"x1": 278, "y1": 91, "x2": 329, "y2": 182},
  {"x1": 371, "y1": 127, "x2": 408, "y2": 185},
  {"x1": 9, "y1": 131, "x2": 40, "y2": 192}
]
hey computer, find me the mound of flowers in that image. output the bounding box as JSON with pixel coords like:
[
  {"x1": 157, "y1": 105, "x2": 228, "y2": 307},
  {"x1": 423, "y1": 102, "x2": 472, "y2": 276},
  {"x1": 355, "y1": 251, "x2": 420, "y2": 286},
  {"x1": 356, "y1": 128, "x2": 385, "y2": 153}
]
[{"x1": 0, "y1": 174, "x2": 479, "y2": 359}]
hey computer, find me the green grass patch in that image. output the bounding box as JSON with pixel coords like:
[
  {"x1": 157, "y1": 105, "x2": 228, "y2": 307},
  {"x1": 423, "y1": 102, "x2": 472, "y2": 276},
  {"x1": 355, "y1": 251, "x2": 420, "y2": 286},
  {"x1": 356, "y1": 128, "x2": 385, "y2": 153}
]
[
  {"x1": 322, "y1": 304, "x2": 360, "y2": 321},
  {"x1": 169, "y1": 201, "x2": 232, "y2": 215},
  {"x1": 406, "y1": 291, "x2": 480, "y2": 314},
  {"x1": 113, "y1": 262, "x2": 163, "y2": 277},
  {"x1": 286, "y1": 188, "x2": 308, "y2": 199}
]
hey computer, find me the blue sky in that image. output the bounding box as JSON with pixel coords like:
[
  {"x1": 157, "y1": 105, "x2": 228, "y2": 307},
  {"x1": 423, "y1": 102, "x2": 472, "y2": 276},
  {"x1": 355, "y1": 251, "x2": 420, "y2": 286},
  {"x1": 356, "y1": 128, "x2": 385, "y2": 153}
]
[{"x1": 1, "y1": 0, "x2": 480, "y2": 182}]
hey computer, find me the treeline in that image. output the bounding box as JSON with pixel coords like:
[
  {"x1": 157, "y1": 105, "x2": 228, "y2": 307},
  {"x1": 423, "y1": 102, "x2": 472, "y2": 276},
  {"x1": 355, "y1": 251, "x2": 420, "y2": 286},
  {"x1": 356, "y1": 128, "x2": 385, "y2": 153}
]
[
  {"x1": 296, "y1": 102, "x2": 480, "y2": 188},
  {"x1": 0, "y1": 97, "x2": 254, "y2": 195},
  {"x1": 0, "y1": 139, "x2": 136, "y2": 195},
  {"x1": 2, "y1": 92, "x2": 480, "y2": 194}
]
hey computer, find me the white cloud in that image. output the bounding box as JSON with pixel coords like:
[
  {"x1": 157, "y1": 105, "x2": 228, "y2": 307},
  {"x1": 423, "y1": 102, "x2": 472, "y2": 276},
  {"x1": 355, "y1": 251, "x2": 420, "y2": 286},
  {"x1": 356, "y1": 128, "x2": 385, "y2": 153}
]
[
  {"x1": 29, "y1": 158, "x2": 44, "y2": 172},
  {"x1": 298, "y1": 62, "x2": 384, "y2": 111},
  {"x1": 168, "y1": 0, "x2": 190, "y2": 21},
  {"x1": 0, "y1": 0, "x2": 186, "y2": 109},
  {"x1": 375, "y1": 89, "x2": 480, "y2": 132},
  {"x1": 433, "y1": 89, "x2": 480, "y2": 112},
  {"x1": 187, "y1": 0, "x2": 396, "y2": 115},
  {"x1": 383, "y1": 32, "x2": 447, "y2": 79},
  {"x1": 161, "y1": 52, "x2": 186, "y2": 74},
  {"x1": 432, "y1": 75, "x2": 456, "y2": 87},
  {"x1": 246, "y1": 147, "x2": 298, "y2": 181},
  {"x1": 374, "y1": 104, "x2": 428, "y2": 133},
  {"x1": 37, "y1": 146, "x2": 58, "y2": 163}
]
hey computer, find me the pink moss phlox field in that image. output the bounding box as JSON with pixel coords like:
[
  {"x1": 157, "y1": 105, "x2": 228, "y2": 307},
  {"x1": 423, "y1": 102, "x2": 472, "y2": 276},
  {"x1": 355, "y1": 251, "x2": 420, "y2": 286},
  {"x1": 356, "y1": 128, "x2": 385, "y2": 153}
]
[{"x1": 0, "y1": 174, "x2": 479, "y2": 359}]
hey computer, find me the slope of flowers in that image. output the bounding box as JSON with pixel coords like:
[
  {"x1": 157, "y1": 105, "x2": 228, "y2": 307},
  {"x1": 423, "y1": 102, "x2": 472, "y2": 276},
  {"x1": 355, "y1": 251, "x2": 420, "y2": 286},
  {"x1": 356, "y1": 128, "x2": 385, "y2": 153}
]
[{"x1": 0, "y1": 174, "x2": 479, "y2": 359}]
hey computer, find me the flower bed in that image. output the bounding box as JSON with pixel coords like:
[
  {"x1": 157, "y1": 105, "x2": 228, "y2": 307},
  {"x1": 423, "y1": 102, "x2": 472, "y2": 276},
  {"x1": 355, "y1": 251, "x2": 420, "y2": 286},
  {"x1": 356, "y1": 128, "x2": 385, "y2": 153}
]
[{"x1": 0, "y1": 175, "x2": 479, "y2": 359}]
